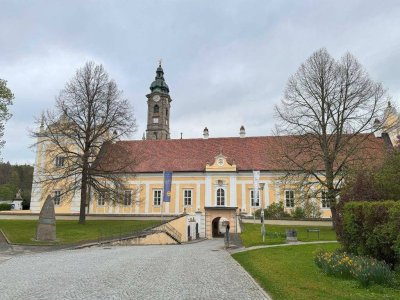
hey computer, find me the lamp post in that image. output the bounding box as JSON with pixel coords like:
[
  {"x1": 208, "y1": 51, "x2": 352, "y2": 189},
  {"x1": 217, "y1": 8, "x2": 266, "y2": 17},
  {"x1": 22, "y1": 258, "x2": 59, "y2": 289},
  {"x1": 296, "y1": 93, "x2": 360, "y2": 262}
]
[{"x1": 259, "y1": 183, "x2": 265, "y2": 242}]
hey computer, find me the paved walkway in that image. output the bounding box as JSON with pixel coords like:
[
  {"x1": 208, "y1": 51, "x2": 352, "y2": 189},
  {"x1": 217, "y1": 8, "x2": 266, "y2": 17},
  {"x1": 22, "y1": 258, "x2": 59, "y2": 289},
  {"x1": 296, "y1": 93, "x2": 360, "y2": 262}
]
[
  {"x1": 0, "y1": 239, "x2": 270, "y2": 300},
  {"x1": 242, "y1": 218, "x2": 333, "y2": 226},
  {"x1": 229, "y1": 240, "x2": 338, "y2": 254}
]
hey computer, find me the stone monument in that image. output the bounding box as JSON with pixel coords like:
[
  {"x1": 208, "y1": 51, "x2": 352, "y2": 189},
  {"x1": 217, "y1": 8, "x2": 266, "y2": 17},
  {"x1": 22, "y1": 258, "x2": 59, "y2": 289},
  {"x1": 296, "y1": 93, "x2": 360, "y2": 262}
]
[
  {"x1": 12, "y1": 189, "x2": 23, "y2": 210},
  {"x1": 36, "y1": 195, "x2": 56, "y2": 241}
]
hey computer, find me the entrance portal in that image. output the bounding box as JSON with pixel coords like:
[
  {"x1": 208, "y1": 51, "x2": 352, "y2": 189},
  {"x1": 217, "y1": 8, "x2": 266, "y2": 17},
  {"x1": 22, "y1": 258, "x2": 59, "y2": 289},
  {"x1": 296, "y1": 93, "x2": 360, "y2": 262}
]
[
  {"x1": 212, "y1": 217, "x2": 222, "y2": 237},
  {"x1": 205, "y1": 206, "x2": 239, "y2": 239}
]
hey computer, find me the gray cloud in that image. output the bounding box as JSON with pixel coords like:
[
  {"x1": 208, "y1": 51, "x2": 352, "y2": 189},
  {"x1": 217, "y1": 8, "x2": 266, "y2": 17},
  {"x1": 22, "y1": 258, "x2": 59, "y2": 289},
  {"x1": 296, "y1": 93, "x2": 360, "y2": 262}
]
[{"x1": 1, "y1": 0, "x2": 399, "y2": 163}]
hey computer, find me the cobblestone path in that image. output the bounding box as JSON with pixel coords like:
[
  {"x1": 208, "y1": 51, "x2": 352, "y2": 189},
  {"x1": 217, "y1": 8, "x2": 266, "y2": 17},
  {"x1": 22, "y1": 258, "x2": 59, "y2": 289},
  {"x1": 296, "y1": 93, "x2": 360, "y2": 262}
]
[{"x1": 0, "y1": 239, "x2": 268, "y2": 300}]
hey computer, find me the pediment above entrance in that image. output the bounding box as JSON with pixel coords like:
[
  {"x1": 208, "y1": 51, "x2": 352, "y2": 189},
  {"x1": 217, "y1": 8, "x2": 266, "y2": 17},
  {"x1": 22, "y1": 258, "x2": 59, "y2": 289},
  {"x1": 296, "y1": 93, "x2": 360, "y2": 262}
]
[{"x1": 205, "y1": 153, "x2": 236, "y2": 172}]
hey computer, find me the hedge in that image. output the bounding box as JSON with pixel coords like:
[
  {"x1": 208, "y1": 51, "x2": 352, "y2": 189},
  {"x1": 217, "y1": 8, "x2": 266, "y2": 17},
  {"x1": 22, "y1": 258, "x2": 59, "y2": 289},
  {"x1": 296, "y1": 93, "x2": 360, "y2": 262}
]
[
  {"x1": 342, "y1": 201, "x2": 400, "y2": 267},
  {"x1": 0, "y1": 203, "x2": 12, "y2": 211}
]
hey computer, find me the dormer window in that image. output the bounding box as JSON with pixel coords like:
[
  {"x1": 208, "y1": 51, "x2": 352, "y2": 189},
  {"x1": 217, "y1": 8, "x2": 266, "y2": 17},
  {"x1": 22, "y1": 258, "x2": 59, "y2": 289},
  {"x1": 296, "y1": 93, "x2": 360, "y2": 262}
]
[{"x1": 153, "y1": 105, "x2": 159, "y2": 113}]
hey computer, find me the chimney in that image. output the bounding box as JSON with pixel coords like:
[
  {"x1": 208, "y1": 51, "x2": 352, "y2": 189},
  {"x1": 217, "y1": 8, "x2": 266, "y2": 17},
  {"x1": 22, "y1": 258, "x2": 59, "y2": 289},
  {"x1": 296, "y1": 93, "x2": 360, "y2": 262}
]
[
  {"x1": 239, "y1": 125, "x2": 246, "y2": 138},
  {"x1": 112, "y1": 130, "x2": 118, "y2": 143},
  {"x1": 203, "y1": 127, "x2": 209, "y2": 139},
  {"x1": 373, "y1": 119, "x2": 382, "y2": 138}
]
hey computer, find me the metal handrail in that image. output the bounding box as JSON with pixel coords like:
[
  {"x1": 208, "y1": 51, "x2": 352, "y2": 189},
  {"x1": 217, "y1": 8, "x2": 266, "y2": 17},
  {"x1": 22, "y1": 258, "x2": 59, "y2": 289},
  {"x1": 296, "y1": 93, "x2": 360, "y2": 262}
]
[
  {"x1": 96, "y1": 222, "x2": 182, "y2": 244},
  {"x1": 158, "y1": 223, "x2": 182, "y2": 243}
]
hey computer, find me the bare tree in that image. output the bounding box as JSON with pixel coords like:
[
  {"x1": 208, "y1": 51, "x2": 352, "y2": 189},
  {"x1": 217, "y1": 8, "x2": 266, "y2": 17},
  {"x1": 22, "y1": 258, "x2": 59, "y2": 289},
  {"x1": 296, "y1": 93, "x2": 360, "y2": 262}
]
[
  {"x1": 274, "y1": 48, "x2": 390, "y2": 228},
  {"x1": 33, "y1": 62, "x2": 137, "y2": 224}
]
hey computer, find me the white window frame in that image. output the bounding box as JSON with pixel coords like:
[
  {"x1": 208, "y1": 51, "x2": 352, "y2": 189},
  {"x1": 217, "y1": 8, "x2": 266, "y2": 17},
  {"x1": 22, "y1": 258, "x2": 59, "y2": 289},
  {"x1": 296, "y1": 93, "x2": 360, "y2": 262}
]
[
  {"x1": 54, "y1": 190, "x2": 61, "y2": 205},
  {"x1": 153, "y1": 189, "x2": 162, "y2": 206},
  {"x1": 98, "y1": 191, "x2": 105, "y2": 206},
  {"x1": 123, "y1": 190, "x2": 132, "y2": 206},
  {"x1": 183, "y1": 189, "x2": 192, "y2": 206},
  {"x1": 321, "y1": 190, "x2": 330, "y2": 209},
  {"x1": 216, "y1": 188, "x2": 225, "y2": 206},
  {"x1": 55, "y1": 156, "x2": 65, "y2": 167},
  {"x1": 250, "y1": 189, "x2": 260, "y2": 207},
  {"x1": 153, "y1": 117, "x2": 159, "y2": 124},
  {"x1": 285, "y1": 190, "x2": 295, "y2": 208}
]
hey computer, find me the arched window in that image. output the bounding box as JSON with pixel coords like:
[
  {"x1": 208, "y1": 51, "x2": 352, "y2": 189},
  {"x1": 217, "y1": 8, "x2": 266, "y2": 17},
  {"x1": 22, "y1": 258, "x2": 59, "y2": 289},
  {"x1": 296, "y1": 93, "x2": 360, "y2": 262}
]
[
  {"x1": 153, "y1": 105, "x2": 159, "y2": 113},
  {"x1": 216, "y1": 188, "x2": 225, "y2": 206},
  {"x1": 153, "y1": 132, "x2": 157, "y2": 140}
]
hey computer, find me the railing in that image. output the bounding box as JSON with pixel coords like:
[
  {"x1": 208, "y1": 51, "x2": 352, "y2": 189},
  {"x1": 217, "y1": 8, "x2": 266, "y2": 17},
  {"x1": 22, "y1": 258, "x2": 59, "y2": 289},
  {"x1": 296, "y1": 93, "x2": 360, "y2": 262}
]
[
  {"x1": 97, "y1": 223, "x2": 159, "y2": 244},
  {"x1": 157, "y1": 223, "x2": 182, "y2": 243},
  {"x1": 96, "y1": 221, "x2": 182, "y2": 245}
]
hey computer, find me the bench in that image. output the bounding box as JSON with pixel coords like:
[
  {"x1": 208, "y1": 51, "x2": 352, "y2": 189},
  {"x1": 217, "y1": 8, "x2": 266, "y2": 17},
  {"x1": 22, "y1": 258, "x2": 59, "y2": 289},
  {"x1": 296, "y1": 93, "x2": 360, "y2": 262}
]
[{"x1": 306, "y1": 228, "x2": 320, "y2": 239}]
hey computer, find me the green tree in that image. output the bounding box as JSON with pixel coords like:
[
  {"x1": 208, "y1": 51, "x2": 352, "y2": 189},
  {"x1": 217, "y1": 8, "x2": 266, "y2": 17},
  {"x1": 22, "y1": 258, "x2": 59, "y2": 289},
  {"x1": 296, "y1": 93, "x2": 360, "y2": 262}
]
[
  {"x1": 0, "y1": 183, "x2": 17, "y2": 201},
  {"x1": 0, "y1": 79, "x2": 14, "y2": 154},
  {"x1": 375, "y1": 151, "x2": 400, "y2": 200}
]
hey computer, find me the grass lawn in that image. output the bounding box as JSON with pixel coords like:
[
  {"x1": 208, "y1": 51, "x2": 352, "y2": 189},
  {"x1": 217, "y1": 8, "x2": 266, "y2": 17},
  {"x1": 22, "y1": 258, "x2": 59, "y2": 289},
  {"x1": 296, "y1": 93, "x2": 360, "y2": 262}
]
[
  {"x1": 240, "y1": 223, "x2": 337, "y2": 247},
  {"x1": 233, "y1": 243, "x2": 400, "y2": 300},
  {"x1": 0, "y1": 220, "x2": 161, "y2": 245}
]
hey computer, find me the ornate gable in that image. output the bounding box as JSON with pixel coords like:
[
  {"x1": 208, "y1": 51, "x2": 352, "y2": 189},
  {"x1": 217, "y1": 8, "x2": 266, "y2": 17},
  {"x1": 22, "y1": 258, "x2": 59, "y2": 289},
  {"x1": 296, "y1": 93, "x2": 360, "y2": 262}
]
[{"x1": 205, "y1": 153, "x2": 236, "y2": 172}]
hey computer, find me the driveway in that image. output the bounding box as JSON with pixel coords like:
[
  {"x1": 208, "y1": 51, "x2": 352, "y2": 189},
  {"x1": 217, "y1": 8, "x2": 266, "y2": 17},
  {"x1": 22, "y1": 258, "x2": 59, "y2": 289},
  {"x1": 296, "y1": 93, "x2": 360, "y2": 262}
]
[{"x1": 0, "y1": 239, "x2": 268, "y2": 300}]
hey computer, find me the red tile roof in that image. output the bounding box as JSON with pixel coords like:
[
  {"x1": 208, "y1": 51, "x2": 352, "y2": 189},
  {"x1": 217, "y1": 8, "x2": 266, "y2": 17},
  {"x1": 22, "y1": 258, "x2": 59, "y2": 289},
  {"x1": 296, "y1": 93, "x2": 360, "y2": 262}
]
[{"x1": 92, "y1": 134, "x2": 388, "y2": 174}]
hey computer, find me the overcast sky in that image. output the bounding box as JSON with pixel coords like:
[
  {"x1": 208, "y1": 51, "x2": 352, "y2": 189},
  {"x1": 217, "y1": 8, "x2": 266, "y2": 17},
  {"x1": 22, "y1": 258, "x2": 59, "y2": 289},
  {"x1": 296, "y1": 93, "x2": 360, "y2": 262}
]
[{"x1": 1, "y1": 0, "x2": 400, "y2": 164}]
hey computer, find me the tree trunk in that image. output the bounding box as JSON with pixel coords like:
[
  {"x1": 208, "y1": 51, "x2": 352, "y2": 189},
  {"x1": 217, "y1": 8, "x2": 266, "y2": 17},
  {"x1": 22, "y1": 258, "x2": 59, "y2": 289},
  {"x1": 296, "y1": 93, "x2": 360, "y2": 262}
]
[
  {"x1": 330, "y1": 204, "x2": 337, "y2": 230},
  {"x1": 79, "y1": 167, "x2": 88, "y2": 224}
]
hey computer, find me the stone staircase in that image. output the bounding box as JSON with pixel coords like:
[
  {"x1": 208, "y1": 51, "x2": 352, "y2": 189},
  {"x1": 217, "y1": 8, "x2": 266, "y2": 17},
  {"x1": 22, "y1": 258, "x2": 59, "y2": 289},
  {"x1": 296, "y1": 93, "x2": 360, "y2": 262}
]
[{"x1": 146, "y1": 222, "x2": 182, "y2": 244}]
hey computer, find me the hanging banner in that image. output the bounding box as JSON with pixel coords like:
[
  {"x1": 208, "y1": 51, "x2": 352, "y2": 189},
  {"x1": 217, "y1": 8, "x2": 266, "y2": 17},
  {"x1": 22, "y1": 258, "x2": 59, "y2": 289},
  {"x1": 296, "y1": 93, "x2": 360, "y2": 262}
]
[
  {"x1": 163, "y1": 171, "x2": 173, "y2": 203},
  {"x1": 253, "y1": 170, "x2": 260, "y2": 206}
]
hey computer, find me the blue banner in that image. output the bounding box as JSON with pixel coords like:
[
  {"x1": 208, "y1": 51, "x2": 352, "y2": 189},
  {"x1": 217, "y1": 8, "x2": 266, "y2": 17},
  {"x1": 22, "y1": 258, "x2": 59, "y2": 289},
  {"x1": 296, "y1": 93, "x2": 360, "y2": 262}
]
[{"x1": 163, "y1": 171, "x2": 173, "y2": 203}]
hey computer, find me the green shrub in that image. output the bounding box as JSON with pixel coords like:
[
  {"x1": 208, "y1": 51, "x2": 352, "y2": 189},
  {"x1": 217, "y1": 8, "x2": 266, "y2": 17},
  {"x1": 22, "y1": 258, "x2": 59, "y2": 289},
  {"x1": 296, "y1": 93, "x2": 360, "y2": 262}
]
[
  {"x1": 254, "y1": 202, "x2": 291, "y2": 219},
  {"x1": 255, "y1": 202, "x2": 322, "y2": 219},
  {"x1": 291, "y1": 207, "x2": 306, "y2": 219},
  {"x1": 0, "y1": 203, "x2": 12, "y2": 211},
  {"x1": 265, "y1": 202, "x2": 291, "y2": 219},
  {"x1": 342, "y1": 201, "x2": 400, "y2": 267},
  {"x1": 315, "y1": 249, "x2": 394, "y2": 287}
]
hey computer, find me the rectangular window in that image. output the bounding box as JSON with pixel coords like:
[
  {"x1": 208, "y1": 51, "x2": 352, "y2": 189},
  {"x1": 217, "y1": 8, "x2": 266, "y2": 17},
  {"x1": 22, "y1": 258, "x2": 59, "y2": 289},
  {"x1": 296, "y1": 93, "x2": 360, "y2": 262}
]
[
  {"x1": 321, "y1": 190, "x2": 330, "y2": 208},
  {"x1": 54, "y1": 190, "x2": 61, "y2": 205},
  {"x1": 55, "y1": 156, "x2": 65, "y2": 167},
  {"x1": 251, "y1": 189, "x2": 260, "y2": 207},
  {"x1": 123, "y1": 190, "x2": 132, "y2": 206},
  {"x1": 153, "y1": 189, "x2": 162, "y2": 206},
  {"x1": 98, "y1": 191, "x2": 105, "y2": 206},
  {"x1": 184, "y1": 189, "x2": 192, "y2": 206},
  {"x1": 153, "y1": 117, "x2": 159, "y2": 123},
  {"x1": 285, "y1": 190, "x2": 295, "y2": 208}
]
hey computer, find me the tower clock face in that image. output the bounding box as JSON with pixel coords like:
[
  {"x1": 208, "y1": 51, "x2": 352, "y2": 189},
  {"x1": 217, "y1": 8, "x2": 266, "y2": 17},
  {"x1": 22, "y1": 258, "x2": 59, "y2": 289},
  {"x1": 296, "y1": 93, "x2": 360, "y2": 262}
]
[{"x1": 153, "y1": 95, "x2": 160, "y2": 102}]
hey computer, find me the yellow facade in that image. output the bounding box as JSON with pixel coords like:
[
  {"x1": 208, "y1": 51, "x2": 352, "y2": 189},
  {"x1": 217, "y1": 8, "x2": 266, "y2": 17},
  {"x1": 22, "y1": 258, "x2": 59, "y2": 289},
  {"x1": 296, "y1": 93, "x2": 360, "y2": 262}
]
[
  {"x1": 32, "y1": 172, "x2": 333, "y2": 219},
  {"x1": 31, "y1": 135, "x2": 333, "y2": 219}
]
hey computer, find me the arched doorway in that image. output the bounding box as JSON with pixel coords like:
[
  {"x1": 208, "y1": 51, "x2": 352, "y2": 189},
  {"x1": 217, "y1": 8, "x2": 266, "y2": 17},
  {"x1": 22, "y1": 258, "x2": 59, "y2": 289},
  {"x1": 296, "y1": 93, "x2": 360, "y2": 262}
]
[{"x1": 212, "y1": 217, "x2": 222, "y2": 237}]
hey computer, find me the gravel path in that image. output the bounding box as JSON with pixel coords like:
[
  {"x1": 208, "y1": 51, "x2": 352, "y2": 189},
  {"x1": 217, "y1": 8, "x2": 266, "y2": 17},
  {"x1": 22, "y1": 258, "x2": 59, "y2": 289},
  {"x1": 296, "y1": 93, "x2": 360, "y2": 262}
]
[{"x1": 0, "y1": 239, "x2": 269, "y2": 300}]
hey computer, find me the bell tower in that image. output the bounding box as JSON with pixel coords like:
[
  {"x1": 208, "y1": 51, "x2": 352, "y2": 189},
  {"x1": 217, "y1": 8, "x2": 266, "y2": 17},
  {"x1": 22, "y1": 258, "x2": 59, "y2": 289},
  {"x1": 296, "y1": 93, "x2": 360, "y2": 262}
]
[{"x1": 146, "y1": 62, "x2": 172, "y2": 140}]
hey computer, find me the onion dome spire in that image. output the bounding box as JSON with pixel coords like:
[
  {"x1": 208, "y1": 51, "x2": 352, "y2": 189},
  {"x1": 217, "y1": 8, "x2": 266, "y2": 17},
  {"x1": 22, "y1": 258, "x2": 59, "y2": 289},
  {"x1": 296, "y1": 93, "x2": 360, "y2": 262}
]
[{"x1": 150, "y1": 60, "x2": 170, "y2": 94}]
